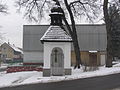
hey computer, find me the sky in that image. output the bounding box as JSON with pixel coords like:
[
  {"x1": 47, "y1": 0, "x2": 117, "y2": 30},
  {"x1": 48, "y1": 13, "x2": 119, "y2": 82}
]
[
  {"x1": 0, "y1": 0, "x2": 49, "y2": 48},
  {"x1": 0, "y1": 0, "x2": 104, "y2": 48},
  {"x1": 0, "y1": 0, "x2": 26, "y2": 48}
]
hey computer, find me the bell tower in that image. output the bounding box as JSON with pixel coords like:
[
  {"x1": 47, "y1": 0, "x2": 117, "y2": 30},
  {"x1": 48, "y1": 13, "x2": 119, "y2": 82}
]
[{"x1": 49, "y1": 4, "x2": 63, "y2": 26}]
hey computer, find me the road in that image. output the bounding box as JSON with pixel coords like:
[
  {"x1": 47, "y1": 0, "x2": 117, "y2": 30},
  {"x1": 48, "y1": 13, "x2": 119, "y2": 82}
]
[{"x1": 1, "y1": 73, "x2": 120, "y2": 90}]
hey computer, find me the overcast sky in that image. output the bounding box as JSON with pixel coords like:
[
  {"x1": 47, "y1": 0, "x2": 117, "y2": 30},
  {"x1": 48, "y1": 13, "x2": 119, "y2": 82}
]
[
  {"x1": 0, "y1": 0, "x2": 104, "y2": 48},
  {"x1": 0, "y1": 0, "x2": 48, "y2": 48},
  {"x1": 0, "y1": 0, "x2": 26, "y2": 48}
]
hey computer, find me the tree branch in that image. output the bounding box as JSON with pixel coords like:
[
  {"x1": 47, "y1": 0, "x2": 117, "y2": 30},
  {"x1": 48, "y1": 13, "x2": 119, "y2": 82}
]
[
  {"x1": 0, "y1": 3, "x2": 8, "y2": 14},
  {"x1": 69, "y1": 0, "x2": 88, "y2": 7}
]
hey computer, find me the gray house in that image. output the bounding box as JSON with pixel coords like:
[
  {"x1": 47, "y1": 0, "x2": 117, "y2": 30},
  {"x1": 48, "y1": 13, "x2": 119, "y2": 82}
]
[{"x1": 23, "y1": 24, "x2": 106, "y2": 66}]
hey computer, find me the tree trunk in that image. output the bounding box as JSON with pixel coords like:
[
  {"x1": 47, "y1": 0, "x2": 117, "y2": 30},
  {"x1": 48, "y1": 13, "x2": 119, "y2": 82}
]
[
  {"x1": 62, "y1": 16, "x2": 81, "y2": 68},
  {"x1": 72, "y1": 33, "x2": 81, "y2": 68},
  {"x1": 103, "y1": 0, "x2": 112, "y2": 67},
  {"x1": 64, "y1": 0, "x2": 81, "y2": 68},
  {"x1": 54, "y1": 0, "x2": 82, "y2": 68}
]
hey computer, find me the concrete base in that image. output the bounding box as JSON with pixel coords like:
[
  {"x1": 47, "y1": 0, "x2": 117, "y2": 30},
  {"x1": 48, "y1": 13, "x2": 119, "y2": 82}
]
[
  {"x1": 43, "y1": 68, "x2": 51, "y2": 77},
  {"x1": 43, "y1": 68, "x2": 71, "y2": 76},
  {"x1": 65, "y1": 68, "x2": 71, "y2": 75}
]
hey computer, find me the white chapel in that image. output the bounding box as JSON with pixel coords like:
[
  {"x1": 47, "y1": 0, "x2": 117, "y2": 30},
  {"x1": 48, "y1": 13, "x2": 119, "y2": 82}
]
[{"x1": 40, "y1": 3, "x2": 72, "y2": 76}]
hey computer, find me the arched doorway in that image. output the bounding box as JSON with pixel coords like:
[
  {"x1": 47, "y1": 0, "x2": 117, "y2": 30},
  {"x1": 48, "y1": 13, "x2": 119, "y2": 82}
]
[{"x1": 51, "y1": 47, "x2": 64, "y2": 76}]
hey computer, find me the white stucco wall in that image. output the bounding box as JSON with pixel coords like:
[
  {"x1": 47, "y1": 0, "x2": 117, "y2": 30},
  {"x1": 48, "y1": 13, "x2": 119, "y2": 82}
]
[
  {"x1": 43, "y1": 42, "x2": 71, "y2": 69},
  {"x1": 100, "y1": 55, "x2": 106, "y2": 65},
  {"x1": 24, "y1": 51, "x2": 43, "y2": 63}
]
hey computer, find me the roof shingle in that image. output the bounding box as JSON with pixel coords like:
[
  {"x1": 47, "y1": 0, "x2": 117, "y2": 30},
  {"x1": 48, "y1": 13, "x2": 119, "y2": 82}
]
[{"x1": 40, "y1": 26, "x2": 72, "y2": 42}]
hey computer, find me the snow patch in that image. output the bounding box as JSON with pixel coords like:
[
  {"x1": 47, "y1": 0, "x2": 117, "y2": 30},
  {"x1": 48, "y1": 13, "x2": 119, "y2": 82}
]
[{"x1": 0, "y1": 63, "x2": 120, "y2": 88}]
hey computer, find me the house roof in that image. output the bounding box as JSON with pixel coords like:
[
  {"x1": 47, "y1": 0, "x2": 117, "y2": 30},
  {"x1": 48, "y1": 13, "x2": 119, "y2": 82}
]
[
  {"x1": 40, "y1": 26, "x2": 72, "y2": 42},
  {"x1": 1, "y1": 42, "x2": 23, "y2": 54},
  {"x1": 9, "y1": 44, "x2": 23, "y2": 54},
  {"x1": 23, "y1": 24, "x2": 107, "y2": 51}
]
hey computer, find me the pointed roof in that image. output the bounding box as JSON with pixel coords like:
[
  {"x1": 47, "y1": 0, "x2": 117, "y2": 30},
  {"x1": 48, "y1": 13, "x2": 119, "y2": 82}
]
[
  {"x1": 9, "y1": 44, "x2": 23, "y2": 54},
  {"x1": 1, "y1": 42, "x2": 23, "y2": 54},
  {"x1": 40, "y1": 26, "x2": 72, "y2": 42}
]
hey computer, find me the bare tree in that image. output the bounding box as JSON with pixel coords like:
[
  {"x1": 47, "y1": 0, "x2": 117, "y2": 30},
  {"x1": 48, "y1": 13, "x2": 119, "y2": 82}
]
[
  {"x1": 0, "y1": 2, "x2": 7, "y2": 14},
  {"x1": 16, "y1": 0, "x2": 101, "y2": 68},
  {"x1": 103, "y1": 0, "x2": 120, "y2": 67},
  {"x1": 109, "y1": 4, "x2": 120, "y2": 61}
]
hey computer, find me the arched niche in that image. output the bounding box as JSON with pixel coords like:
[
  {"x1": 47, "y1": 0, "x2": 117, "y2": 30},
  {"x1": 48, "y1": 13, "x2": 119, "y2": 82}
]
[{"x1": 51, "y1": 47, "x2": 64, "y2": 76}]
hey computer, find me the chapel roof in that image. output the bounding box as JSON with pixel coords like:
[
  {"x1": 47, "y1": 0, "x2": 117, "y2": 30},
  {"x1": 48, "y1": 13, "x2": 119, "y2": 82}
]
[{"x1": 40, "y1": 26, "x2": 72, "y2": 42}]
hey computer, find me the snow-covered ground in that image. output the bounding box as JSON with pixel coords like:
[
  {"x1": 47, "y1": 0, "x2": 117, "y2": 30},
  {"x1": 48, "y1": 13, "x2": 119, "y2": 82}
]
[{"x1": 0, "y1": 63, "x2": 120, "y2": 88}]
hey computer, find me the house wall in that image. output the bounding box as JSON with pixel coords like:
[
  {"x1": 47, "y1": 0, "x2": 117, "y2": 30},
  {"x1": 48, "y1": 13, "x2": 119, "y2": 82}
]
[
  {"x1": 71, "y1": 51, "x2": 106, "y2": 66},
  {"x1": 100, "y1": 52, "x2": 106, "y2": 65},
  {"x1": 1, "y1": 43, "x2": 14, "y2": 60},
  {"x1": 71, "y1": 51, "x2": 89, "y2": 66},
  {"x1": 0, "y1": 43, "x2": 23, "y2": 63},
  {"x1": 23, "y1": 51, "x2": 43, "y2": 64}
]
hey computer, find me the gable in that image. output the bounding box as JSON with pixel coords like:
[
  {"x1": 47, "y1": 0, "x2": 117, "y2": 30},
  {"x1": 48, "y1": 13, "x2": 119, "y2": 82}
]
[
  {"x1": 1, "y1": 43, "x2": 23, "y2": 54},
  {"x1": 1, "y1": 43, "x2": 12, "y2": 50}
]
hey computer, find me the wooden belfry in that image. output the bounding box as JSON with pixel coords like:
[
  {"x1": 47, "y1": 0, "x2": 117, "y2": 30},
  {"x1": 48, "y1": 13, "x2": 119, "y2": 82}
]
[{"x1": 40, "y1": 2, "x2": 72, "y2": 76}]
